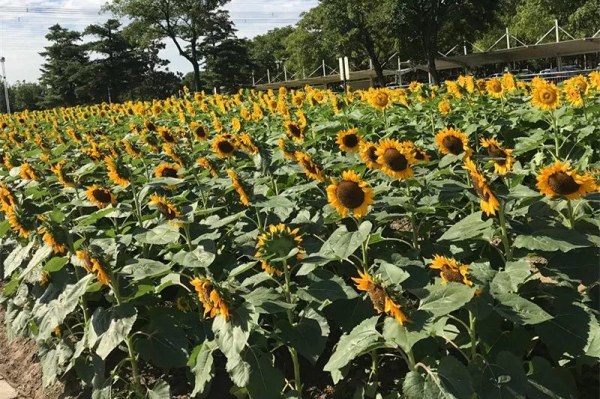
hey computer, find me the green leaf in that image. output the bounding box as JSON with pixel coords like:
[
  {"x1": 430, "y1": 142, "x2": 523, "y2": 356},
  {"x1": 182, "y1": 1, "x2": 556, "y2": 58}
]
[
  {"x1": 43, "y1": 256, "x2": 68, "y2": 272},
  {"x1": 147, "y1": 380, "x2": 171, "y2": 399},
  {"x1": 439, "y1": 212, "x2": 493, "y2": 242},
  {"x1": 419, "y1": 283, "x2": 475, "y2": 317},
  {"x1": 403, "y1": 371, "x2": 426, "y2": 399},
  {"x1": 299, "y1": 272, "x2": 358, "y2": 303},
  {"x1": 135, "y1": 223, "x2": 181, "y2": 245},
  {"x1": 172, "y1": 243, "x2": 216, "y2": 268},
  {"x1": 0, "y1": 220, "x2": 10, "y2": 238},
  {"x1": 190, "y1": 342, "x2": 215, "y2": 396},
  {"x1": 471, "y1": 351, "x2": 528, "y2": 399},
  {"x1": 514, "y1": 229, "x2": 592, "y2": 252},
  {"x1": 213, "y1": 305, "x2": 252, "y2": 387},
  {"x1": 34, "y1": 274, "x2": 93, "y2": 339},
  {"x1": 320, "y1": 221, "x2": 371, "y2": 260},
  {"x1": 3, "y1": 241, "x2": 34, "y2": 278},
  {"x1": 77, "y1": 207, "x2": 115, "y2": 227},
  {"x1": 21, "y1": 244, "x2": 53, "y2": 279},
  {"x1": 90, "y1": 304, "x2": 138, "y2": 360},
  {"x1": 324, "y1": 316, "x2": 385, "y2": 372},
  {"x1": 526, "y1": 357, "x2": 577, "y2": 399},
  {"x1": 382, "y1": 313, "x2": 431, "y2": 353},
  {"x1": 438, "y1": 356, "x2": 474, "y2": 399},
  {"x1": 120, "y1": 258, "x2": 171, "y2": 280},
  {"x1": 277, "y1": 307, "x2": 330, "y2": 364},
  {"x1": 245, "y1": 347, "x2": 285, "y2": 399},
  {"x1": 504, "y1": 260, "x2": 532, "y2": 291},
  {"x1": 493, "y1": 293, "x2": 552, "y2": 325},
  {"x1": 201, "y1": 211, "x2": 245, "y2": 229},
  {"x1": 136, "y1": 310, "x2": 190, "y2": 369},
  {"x1": 242, "y1": 287, "x2": 295, "y2": 313},
  {"x1": 378, "y1": 260, "x2": 410, "y2": 286}
]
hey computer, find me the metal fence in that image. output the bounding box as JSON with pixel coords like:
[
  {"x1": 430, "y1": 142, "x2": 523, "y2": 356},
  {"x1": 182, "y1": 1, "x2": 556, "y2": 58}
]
[{"x1": 515, "y1": 69, "x2": 598, "y2": 84}]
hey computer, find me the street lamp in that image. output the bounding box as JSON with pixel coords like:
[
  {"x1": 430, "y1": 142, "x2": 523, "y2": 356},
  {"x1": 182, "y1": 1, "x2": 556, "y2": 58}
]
[{"x1": 0, "y1": 57, "x2": 10, "y2": 114}]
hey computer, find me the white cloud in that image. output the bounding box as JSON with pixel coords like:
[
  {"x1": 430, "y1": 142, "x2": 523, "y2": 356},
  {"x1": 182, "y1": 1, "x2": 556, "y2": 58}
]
[{"x1": 0, "y1": 0, "x2": 317, "y2": 84}]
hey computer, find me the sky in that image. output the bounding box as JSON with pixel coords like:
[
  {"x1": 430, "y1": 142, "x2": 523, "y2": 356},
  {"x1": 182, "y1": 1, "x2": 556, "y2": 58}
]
[{"x1": 0, "y1": 0, "x2": 318, "y2": 84}]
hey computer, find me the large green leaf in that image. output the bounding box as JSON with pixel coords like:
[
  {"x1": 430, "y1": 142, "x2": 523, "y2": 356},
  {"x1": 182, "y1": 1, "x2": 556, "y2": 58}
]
[
  {"x1": 526, "y1": 357, "x2": 577, "y2": 399},
  {"x1": 438, "y1": 356, "x2": 474, "y2": 399},
  {"x1": 493, "y1": 293, "x2": 552, "y2": 325},
  {"x1": 419, "y1": 283, "x2": 475, "y2": 317},
  {"x1": 382, "y1": 312, "x2": 431, "y2": 353},
  {"x1": 213, "y1": 305, "x2": 252, "y2": 387},
  {"x1": 171, "y1": 243, "x2": 216, "y2": 268},
  {"x1": 470, "y1": 351, "x2": 528, "y2": 399},
  {"x1": 244, "y1": 347, "x2": 285, "y2": 399},
  {"x1": 120, "y1": 258, "x2": 171, "y2": 280},
  {"x1": 89, "y1": 304, "x2": 138, "y2": 360},
  {"x1": 324, "y1": 316, "x2": 385, "y2": 372},
  {"x1": 378, "y1": 260, "x2": 410, "y2": 286},
  {"x1": 298, "y1": 271, "x2": 358, "y2": 303},
  {"x1": 242, "y1": 287, "x2": 295, "y2": 314},
  {"x1": 189, "y1": 342, "x2": 215, "y2": 396},
  {"x1": 514, "y1": 229, "x2": 592, "y2": 252},
  {"x1": 135, "y1": 310, "x2": 190, "y2": 369},
  {"x1": 277, "y1": 307, "x2": 330, "y2": 364},
  {"x1": 3, "y1": 241, "x2": 34, "y2": 278},
  {"x1": 319, "y1": 221, "x2": 371, "y2": 260},
  {"x1": 439, "y1": 212, "x2": 493, "y2": 242},
  {"x1": 134, "y1": 223, "x2": 180, "y2": 245},
  {"x1": 34, "y1": 274, "x2": 94, "y2": 339}
]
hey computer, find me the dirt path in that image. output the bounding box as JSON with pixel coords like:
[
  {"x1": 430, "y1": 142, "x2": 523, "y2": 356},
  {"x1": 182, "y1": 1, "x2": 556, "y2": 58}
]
[{"x1": 0, "y1": 308, "x2": 65, "y2": 399}]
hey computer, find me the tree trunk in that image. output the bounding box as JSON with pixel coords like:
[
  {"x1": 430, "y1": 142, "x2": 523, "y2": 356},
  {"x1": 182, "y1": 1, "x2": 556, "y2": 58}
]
[
  {"x1": 192, "y1": 60, "x2": 201, "y2": 92},
  {"x1": 427, "y1": 47, "x2": 440, "y2": 85},
  {"x1": 363, "y1": 34, "x2": 386, "y2": 86}
]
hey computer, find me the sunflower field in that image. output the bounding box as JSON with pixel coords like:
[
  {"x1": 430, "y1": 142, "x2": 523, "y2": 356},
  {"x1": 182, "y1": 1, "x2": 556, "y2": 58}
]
[{"x1": 0, "y1": 72, "x2": 599, "y2": 399}]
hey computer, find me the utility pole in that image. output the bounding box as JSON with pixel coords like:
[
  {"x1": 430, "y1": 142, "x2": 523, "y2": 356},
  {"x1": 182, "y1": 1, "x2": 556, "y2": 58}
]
[{"x1": 0, "y1": 57, "x2": 10, "y2": 114}]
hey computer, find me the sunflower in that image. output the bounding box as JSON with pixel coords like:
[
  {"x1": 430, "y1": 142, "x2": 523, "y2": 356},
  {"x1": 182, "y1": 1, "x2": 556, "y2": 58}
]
[
  {"x1": 278, "y1": 138, "x2": 296, "y2": 160},
  {"x1": 190, "y1": 122, "x2": 209, "y2": 141},
  {"x1": 255, "y1": 224, "x2": 303, "y2": 276},
  {"x1": 105, "y1": 157, "x2": 130, "y2": 187},
  {"x1": 531, "y1": 82, "x2": 560, "y2": 111},
  {"x1": 231, "y1": 117, "x2": 242, "y2": 132},
  {"x1": 589, "y1": 71, "x2": 600, "y2": 90},
  {"x1": 501, "y1": 73, "x2": 516, "y2": 92},
  {"x1": 227, "y1": 169, "x2": 250, "y2": 206},
  {"x1": 76, "y1": 249, "x2": 110, "y2": 286},
  {"x1": 486, "y1": 78, "x2": 504, "y2": 98},
  {"x1": 50, "y1": 161, "x2": 75, "y2": 188},
  {"x1": 564, "y1": 85, "x2": 583, "y2": 107},
  {"x1": 283, "y1": 120, "x2": 304, "y2": 143},
  {"x1": 85, "y1": 184, "x2": 116, "y2": 209},
  {"x1": 375, "y1": 139, "x2": 415, "y2": 179},
  {"x1": 123, "y1": 139, "x2": 142, "y2": 158},
  {"x1": 0, "y1": 182, "x2": 15, "y2": 212},
  {"x1": 6, "y1": 207, "x2": 34, "y2": 238},
  {"x1": 212, "y1": 133, "x2": 238, "y2": 158},
  {"x1": 155, "y1": 162, "x2": 180, "y2": 179},
  {"x1": 240, "y1": 132, "x2": 259, "y2": 155},
  {"x1": 429, "y1": 255, "x2": 473, "y2": 286},
  {"x1": 295, "y1": 151, "x2": 325, "y2": 182},
  {"x1": 352, "y1": 270, "x2": 407, "y2": 324},
  {"x1": 327, "y1": 170, "x2": 374, "y2": 218},
  {"x1": 176, "y1": 296, "x2": 192, "y2": 312},
  {"x1": 148, "y1": 193, "x2": 182, "y2": 226},
  {"x1": 480, "y1": 138, "x2": 514, "y2": 175},
  {"x1": 438, "y1": 100, "x2": 451, "y2": 115},
  {"x1": 143, "y1": 119, "x2": 157, "y2": 132},
  {"x1": 536, "y1": 161, "x2": 596, "y2": 200},
  {"x1": 409, "y1": 81, "x2": 423, "y2": 93},
  {"x1": 190, "y1": 277, "x2": 230, "y2": 320},
  {"x1": 20, "y1": 163, "x2": 40, "y2": 181},
  {"x1": 435, "y1": 127, "x2": 472, "y2": 157},
  {"x1": 368, "y1": 90, "x2": 391, "y2": 111},
  {"x1": 40, "y1": 271, "x2": 49, "y2": 287},
  {"x1": 39, "y1": 225, "x2": 67, "y2": 254},
  {"x1": 196, "y1": 157, "x2": 218, "y2": 177},
  {"x1": 359, "y1": 142, "x2": 381, "y2": 170},
  {"x1": 464, "y1": 158, "x2": 500, "y2": 216},
  {"x1": 336, "y1": 128, "x2": 362, "y2": 153},
  {"x1": 409, "y1": 144, "x2": 431, "y2": 163}
]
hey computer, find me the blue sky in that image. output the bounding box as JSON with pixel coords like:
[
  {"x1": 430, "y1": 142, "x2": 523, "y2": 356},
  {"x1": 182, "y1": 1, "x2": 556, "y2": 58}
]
[{"x1": 0, "y1": 0, "x2": 318, "y2": 84}]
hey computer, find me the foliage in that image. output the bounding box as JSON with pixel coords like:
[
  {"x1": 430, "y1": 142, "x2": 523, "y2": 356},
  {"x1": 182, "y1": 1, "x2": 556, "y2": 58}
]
[{"x1": 0, "y1": 74, "x2": 599, "y2": 398}]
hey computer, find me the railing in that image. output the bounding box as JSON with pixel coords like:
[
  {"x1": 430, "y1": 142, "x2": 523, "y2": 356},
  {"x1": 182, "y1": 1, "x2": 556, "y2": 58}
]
[{"x1": 516, "y1": 69, "x2": 597, "y2": 84}]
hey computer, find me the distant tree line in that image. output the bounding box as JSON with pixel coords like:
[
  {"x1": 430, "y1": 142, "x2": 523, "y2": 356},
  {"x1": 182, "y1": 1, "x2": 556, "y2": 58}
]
[{"x1": 2, "y1": 0, "x2": 598, "y2": 112}]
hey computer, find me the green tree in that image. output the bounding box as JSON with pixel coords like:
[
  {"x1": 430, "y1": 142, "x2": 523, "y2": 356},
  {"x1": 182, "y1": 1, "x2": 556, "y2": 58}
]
[
  {"x1": 108, "y1": 0, "x2": 233, "y2": 92},
  {"x1": 392, "y1": 0, "x2": 497, "y2": 84},
  {"x1": 250, "y1": 26, "x2": 295, "y2": 76},
  {"x1": 39, "y1": 24, "x2": 92, "y2": 108},
  {"x1": 203, "y1": 38, "x2": 254, "y2": 92}
]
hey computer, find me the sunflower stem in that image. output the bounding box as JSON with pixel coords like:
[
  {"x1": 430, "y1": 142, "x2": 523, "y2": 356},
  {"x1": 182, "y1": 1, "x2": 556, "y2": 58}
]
[
  {"x1": 370, "y1": 350, "x2": 379, "y2": 383},
  {"x1": 552, "y1": 112, "x2": 560, "y2": 157},
  {"x1": 183, "y1": 223, "x2": 194, "y2": 251},
  {"x1": 567, "y1": 199, "x2": 575, "y2": 230},
  {"x1": 468, "y1": 310, "x2": 477, "y2": 360},
  {"x1": 129, "y1": 177, "x2": 148, "y2": 258},
  {"x1": 498, "y1": 202, "x2": 513, "y2": 261},
  {"x1": 282, "y1": 262, "x2": 302, "y2": 396}
]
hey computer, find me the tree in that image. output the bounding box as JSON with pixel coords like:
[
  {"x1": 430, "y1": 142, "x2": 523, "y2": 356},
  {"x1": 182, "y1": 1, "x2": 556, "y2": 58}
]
[
  {"x1": 392, "y1": 0, "x2": 497, "y2": 84},
  {"x1": 108, "y1": 0, "x2": 234, "y2": 92},
  {"x1": 84, "y1": 19, "x2": 145, "y2": 102},
  {"x1": 250, "y1": 26, "x2": 295, "y2": 76},
  {"x1": 203, "y1": 38, "x2": 254, "y2": 92},
  {"x1": 319, "y1": 0, "x2": 396, "y2": 85},
  {"x1": 39, "y1": 24, "x2": 92, "y2": 108}
]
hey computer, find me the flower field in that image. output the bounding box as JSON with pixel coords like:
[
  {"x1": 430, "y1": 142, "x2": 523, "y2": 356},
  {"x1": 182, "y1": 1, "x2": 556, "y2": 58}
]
[{"x1": 1, "y1": 72, "x2": 599, "y2": 398}]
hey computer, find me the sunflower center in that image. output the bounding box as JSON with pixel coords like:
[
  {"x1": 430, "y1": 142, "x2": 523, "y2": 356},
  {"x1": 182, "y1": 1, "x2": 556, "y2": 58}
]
[
  {"x1": 541, "y1": 90, "x2": 555, "y2": 103},
  {"x1": 336, "y1": 181, "x2": 365, "y2": 209},
  {"x1": 92, "y1": 189, "x2": 112, "y2": 204},
  {"x1": 342, "y1": 134, "x2": 359, "y2": 148},
  {"x1": 289, "y1": 124, "x2": 302, "y2": 137},
  {"x1": 383, "y1": 148, "x2": 408, "y2": 171},
  {"x1": 548, "y1": 171, "x2": 580, "y2": 195},
  {"x1": 367, "y1": 146, "x2": 378, "y2": 162},
  {"x1": 161, "y1": 167, "x2": 178, "y2": 178},
  {"x1": 491, "y1": 82, "x2": 502, "y2": 92},
  {"x1": 487, "y1": 144, "x2": 507, "y2": 165},
  {"x1": 366, "y1": 282, "x2": 386, "y2": 312},
  {"x1": 195, "y1": 127, "x2": 206, "y2": 137},
  {"x1": 217, "y1": 140, "x2": 234, "y2": 154},
  {"x1": 413, "y1": 149, "x2": 426, "y2": 160},
  {"x1": 375, "y1": 93, "x2": 389, "y2": 107},
  {"x1": 442, "y1": 265, "x2": 464, "y2": 284},
  {"x1": 442, "y1": 135, "x2": 464, "y2": 155}
]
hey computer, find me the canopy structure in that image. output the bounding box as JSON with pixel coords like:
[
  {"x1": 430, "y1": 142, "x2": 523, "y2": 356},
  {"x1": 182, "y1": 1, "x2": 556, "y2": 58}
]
[
  {"x1": 435, "y1": 38, "x2": 600, "y2": 70},
  {"x1": 254, "y1": 69, "x2": 399, "y2": 90}
]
